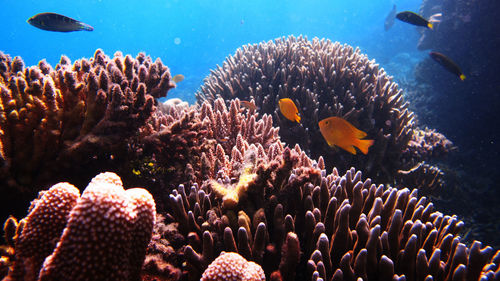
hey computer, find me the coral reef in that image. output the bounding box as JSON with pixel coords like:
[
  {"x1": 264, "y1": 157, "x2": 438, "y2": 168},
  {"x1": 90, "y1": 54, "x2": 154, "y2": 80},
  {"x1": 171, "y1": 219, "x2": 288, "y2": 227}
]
[
  {"x1": 0, "y1": 49, "x2": 174, "y2": 222},
  {"x1": 147, "y1": 144, "x2": 500, "y2": 281},
  {"x1": 2, "y1": 172, "x2": 156, "y2": 281},
  {"x1": 126, "y1": 97, "x2": 281, "y2": 212},
  {"x1": 413, "y1": 0, "x2": 500, "y2": 249},
  {"x1": 195, "y1": 35, "x2": 452, "y2": 186}
]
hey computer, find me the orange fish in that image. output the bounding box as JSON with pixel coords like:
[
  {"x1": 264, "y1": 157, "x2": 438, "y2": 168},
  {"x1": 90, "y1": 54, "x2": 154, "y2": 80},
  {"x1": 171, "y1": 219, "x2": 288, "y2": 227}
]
[
  {"x1": 172, "y1": 74, "x2": 184, "y2": 83},
  {"x1": 318, "y1": 116, "x2": 374, "y2": 155},
  {"x1": 241, "y1": 100, "x2": 258, "y2": 111},
  {"x1": 278, "y1": 98, "x2": 301, "y2": 123}
]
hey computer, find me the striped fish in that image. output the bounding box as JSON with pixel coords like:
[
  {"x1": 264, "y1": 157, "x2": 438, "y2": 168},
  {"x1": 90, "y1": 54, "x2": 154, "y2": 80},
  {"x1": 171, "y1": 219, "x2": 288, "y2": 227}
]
[{"x1": 27, "y1": 12, "x2": 93, "y2": 32}]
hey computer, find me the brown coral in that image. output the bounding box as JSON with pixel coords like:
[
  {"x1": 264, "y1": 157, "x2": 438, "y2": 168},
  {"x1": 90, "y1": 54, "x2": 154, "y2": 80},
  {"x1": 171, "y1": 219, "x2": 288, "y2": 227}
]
[
  {"x1": 125, "y1": 97, "x2": 281, "y2": 212},
  {"x1": 0, "y1": 49, "x2": 173, "y2": 223},
  {"x1": 155, "y1": 154, "x2": 499, "y2": 281},
  {"x1": 3, "y1": 172, "x2": 156, "y2": 281},
  {"x1": 195, "y1": 35, "x2": 452, "y2": 186}
]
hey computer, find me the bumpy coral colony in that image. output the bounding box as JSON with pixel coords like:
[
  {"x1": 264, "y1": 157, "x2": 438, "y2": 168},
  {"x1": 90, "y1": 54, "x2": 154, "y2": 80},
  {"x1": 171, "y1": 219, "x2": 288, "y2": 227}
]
[
  {"x1": 0, "y1": 49, "x2": 173, "y2": 218},
  {"x1": 195, "y1": 35, "x2": 454, "y2": 187},
  {"x1": 0, "y1": 41, "x2": 499, "y2": 281}
]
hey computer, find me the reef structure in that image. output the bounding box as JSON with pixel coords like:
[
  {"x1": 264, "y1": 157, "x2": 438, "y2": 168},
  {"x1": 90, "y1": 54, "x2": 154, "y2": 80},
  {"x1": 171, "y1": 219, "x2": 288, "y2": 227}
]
[
  {"x1": 0, "y1": 49, "x2": 174, "y2": 220},
  {"x1": 126, "y1": 97, "x2": 282, "y2": 212},
  {"x1": 147, "y1": 161, "x2": 500, "y2": 281},
  {"x1": 195, "y1": 35, "x2": 453, "y2": 187},
  {"x1": 412, "y1": 0, "x2": 500, "y2": 250}
]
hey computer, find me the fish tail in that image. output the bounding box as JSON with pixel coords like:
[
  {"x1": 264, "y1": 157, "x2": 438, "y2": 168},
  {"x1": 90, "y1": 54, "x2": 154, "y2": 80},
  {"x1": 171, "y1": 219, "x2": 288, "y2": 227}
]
[
  {"x1": 459, "y1": 74, "x2": 466, "y2": 81},
  {"x1": 356, "y1": 139, "x2": 374, "y2": 155},
  {"x1": 427, "y1": 22, "x2": 433, "y2": 29},
  {"x1": 295, "y1": 115, "x2": 301, "y2": 123},
  {"x1": 80, "y1": 23, "x2": 94, "y2": 31}
]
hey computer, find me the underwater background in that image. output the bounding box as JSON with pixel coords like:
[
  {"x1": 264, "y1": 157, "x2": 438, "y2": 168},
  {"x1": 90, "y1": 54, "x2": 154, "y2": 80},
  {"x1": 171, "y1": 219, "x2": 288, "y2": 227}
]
[
  {"x1": 1, "y1": 0, "x2": 424, "y2": 105},
  {"x1": 1, "y1": 0, "x2": 499, "y2": 279}
]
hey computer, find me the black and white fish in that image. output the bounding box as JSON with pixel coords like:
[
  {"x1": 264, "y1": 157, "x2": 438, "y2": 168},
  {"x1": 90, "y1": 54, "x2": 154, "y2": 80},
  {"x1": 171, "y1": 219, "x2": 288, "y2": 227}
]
[{"x1": 27, "y1": 12, "x2": 93, "y2": 32}]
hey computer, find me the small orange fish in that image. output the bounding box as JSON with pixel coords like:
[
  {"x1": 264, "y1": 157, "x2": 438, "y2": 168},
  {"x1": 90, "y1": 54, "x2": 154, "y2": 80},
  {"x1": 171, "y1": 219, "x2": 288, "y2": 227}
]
[
  {"x1": 278, "y1": 98, "x2": 301, "y2": 123},
  {"x1": 172, "y1": 74, "x2": 184, "y2": 83},
  {"x1": 240, "y1": 100, "x2": 258, "y2": 111},
  {"x1": 318, "y1": 116, "x2": 374, "y2": 155}
]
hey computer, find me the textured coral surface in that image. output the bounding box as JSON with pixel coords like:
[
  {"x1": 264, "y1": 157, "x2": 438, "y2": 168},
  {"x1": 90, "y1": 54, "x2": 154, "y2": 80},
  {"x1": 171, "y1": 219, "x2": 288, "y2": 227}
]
[
  {"x1": 196, "y1": 35, "x2": 452, "y2": 186},
  {"x1": 151, "y1": 164, "x2": 500, "y2": 281},
  {"x1": 0, "y1": 49, "x2": 173, "y2": 223},
  {"x1": 3, "y1": 172, "x2": 156, "y2": 281},
  {"x1": 0, "y1": 45, "x2": 498, "y2": 281}
]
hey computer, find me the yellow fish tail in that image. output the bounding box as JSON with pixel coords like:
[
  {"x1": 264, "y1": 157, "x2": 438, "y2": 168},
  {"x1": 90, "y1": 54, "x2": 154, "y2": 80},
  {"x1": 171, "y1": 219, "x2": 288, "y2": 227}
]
[
  {"x1": 427, "y1": 22, "x2": 433, "y2": 29},
  {"x1": 356, "y1": 139, "x2": 374, "y2": 155},
  {"x1": 459, "y1": 74, "x2": 466, "y2": 81},
  {"x1": 295, "y1": 114, "x2": 301, "y2": 123}
]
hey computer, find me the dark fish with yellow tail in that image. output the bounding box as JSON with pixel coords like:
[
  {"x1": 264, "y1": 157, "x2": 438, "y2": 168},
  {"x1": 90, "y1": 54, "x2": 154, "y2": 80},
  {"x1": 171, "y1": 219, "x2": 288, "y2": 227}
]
[
  {"x1": 384, "y1": 4, "x2": 397, "y2": 31},
  {"x1": 429, "y1": 52, "x2": 466, "y2": 81},
  {"x1": 396, "y1": 11, "x2": 433, "y2": 29},
  {"x1": 27, "y1": 12, "x2": 94, "y2": 32}
]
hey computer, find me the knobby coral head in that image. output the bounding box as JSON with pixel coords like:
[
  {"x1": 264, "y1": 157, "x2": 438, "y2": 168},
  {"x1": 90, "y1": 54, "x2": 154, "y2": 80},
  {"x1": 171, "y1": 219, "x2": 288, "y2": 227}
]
[
  {"x1": 201, "y1": 251, "x2": 265, "y2": 281},
  {"x1": 2, "y1": 172, "x2": 156, "y2": 281}
]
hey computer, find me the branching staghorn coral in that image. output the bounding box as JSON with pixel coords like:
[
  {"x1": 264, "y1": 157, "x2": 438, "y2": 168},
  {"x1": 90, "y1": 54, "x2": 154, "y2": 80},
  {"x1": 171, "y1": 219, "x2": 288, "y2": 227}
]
[
  {"x1": 196, "y1": 35, "x2": 453, "y2": 186},
  {"x1": 1, "y1": 172, "x2": 156, "y2": 281},
  {"x1": 0, "y1": 49, "x2": 173, "y2": 221}
]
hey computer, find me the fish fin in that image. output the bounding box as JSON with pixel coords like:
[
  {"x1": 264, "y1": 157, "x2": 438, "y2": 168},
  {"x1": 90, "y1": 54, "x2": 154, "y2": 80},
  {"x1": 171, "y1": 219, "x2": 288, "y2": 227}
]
[
  {"x1": 356, "y1": 139, "x2": 375, "y2": 155},
  {"x1": 460, "y1": 74, "x2": 466, "y2": 81},
  {"x1": 295, "y1": 114, "x2": 301, "y2": 123},
  {"x1": 79, "y1": 23, "x2": 94, "y2": 31},
  {"x1": 341, "y1": 145, "x2": 357, "y2": 155},
  {"x1": 354, "y1": 128, "x2": 367, "y2": 139},
  {"x1": 427, "y1": 22, "x2": 433, "y2": 29}
]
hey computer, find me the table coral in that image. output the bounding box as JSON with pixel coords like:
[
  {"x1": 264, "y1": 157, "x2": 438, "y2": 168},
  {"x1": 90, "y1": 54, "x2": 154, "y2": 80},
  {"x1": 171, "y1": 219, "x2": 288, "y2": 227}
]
[{"x1": 2, "y1": 172, "x2": 156, "y2": 281}]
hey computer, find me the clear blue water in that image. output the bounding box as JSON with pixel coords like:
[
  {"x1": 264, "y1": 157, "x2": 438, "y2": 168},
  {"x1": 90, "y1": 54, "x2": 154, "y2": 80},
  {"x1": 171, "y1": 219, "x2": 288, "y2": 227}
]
[{"x1": 1, "y1": 0, "x2": 424, "y2": 104}]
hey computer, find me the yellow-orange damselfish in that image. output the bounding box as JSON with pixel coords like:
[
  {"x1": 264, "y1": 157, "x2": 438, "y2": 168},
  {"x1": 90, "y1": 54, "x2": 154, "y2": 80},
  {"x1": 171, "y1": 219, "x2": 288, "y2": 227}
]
[
  {"x1": 318, "y1": 116, "x2": 374, "y2": 155},
  {"x1": 278, "y1": 98, "x2": 301, "y2": 123}
]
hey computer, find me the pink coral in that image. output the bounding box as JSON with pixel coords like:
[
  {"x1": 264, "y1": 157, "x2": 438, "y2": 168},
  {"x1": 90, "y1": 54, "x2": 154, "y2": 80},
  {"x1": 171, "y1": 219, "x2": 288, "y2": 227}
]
[
  {"x1": 200, "y1": 252, "x2": 265, "y2": 281},
  {"x1": 4, "y1": 172, "x2": 156, "y2": 281},
  {"x1": 7, "y1": 183, "x2": 80, "y2": 281},
  {"x1": 0, "y1": 50, "x2": 173, "y2": 219}
]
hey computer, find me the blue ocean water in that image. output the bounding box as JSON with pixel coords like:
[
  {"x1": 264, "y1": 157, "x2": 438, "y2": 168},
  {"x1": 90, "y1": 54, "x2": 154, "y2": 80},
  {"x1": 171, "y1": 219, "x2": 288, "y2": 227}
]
[{"x1": 1, "y1": 0, "x2": 423, "y2": 104}]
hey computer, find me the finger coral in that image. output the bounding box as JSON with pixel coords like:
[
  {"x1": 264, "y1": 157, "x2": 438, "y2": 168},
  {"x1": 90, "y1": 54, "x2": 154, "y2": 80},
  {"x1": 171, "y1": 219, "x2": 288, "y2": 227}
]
[
  {"x1": 195, "y1": 35, "x2": 453, "y2": 186},
  {"x1": 153, "y1": 160, "x2": 499, "y2": 281},
  {"x1": 0, "y1": 50, "x2": 174, "y2": 221},
  {"x1": 3, "y1": 172, "x2": 156, "y2": 281}
]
